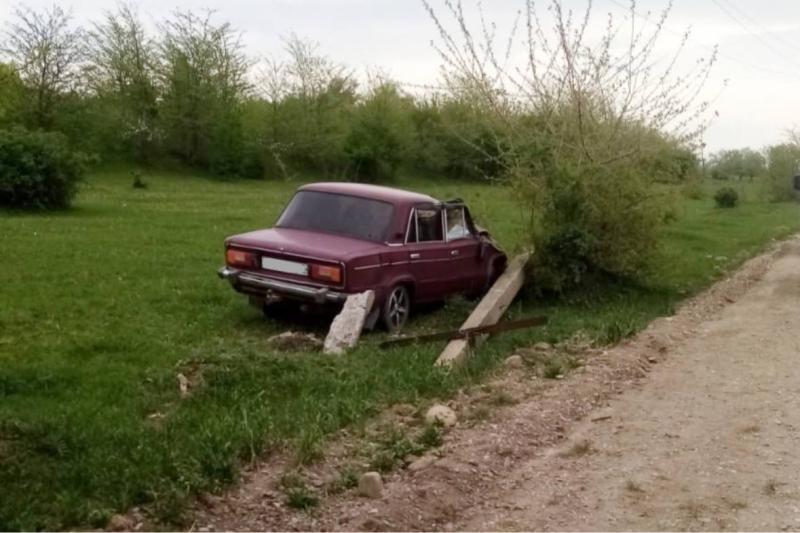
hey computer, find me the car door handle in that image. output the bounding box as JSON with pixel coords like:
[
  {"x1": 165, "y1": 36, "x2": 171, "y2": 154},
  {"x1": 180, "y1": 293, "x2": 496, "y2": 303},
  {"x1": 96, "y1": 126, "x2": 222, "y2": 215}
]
[
  {"x1": 410, "y1": 253, "x2": 420, "y2": 259},
  {"x1": 450, "y1": 250, "x2": 459, "y2": 256}
]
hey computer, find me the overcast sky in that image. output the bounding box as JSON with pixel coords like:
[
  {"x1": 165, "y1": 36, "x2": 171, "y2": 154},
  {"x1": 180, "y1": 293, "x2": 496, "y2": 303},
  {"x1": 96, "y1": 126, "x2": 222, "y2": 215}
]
[{"x1": 1, "y1": 0, "x2": 798, "y2": 152}]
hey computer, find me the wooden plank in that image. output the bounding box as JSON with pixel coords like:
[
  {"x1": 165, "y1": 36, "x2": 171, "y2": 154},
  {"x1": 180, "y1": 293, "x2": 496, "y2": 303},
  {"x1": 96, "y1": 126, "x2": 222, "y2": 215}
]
[
  {"x1": 379, "y1": 315, "x2": 547, "y2": 349},
  {"x1": 435, "y1": 252, "x2": 530, "y2": 367}
]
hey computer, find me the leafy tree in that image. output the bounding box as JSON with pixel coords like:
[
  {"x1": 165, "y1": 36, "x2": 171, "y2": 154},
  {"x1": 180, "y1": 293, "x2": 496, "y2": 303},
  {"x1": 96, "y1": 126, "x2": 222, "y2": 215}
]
[
  {"x1": 0, "y1": 63, "x2": 24, "y2": 126},
  {"x1": 344, "y1": 81, "x2": 415, "y2": 181},
  {"x1": 423, "y1": 0, "x2": 716, "y2": 289},
  {"x1": 158, "y1": 10, "x2": 251, "y2": 174},
  {"x1": 1, "y1": 5, "x2": 84, "y2": 130},
  {"x1": 764, "y1": 143, "x2": 800, "y2": 201},
  {"x1": 85, "y1": 4, "x2": 159, "y2": 163},
  {"x1": 708, "y1": 148, "x2": 765, "y2": 181},
  {"x1": 262, "y1": 35, "x2": 357, "y2": 176}
]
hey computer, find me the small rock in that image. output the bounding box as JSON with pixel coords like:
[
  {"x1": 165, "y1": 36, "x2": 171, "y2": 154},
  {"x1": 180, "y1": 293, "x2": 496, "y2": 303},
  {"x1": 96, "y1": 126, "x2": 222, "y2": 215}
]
[
  {"x1": 358, "y1": 471, "x2": 383, "y2": 499},
  {"x1": 267, "y1": 331, "x2": 323, "y2": 351},
  {"x1": 504, "y1": 355, "x2": 524, "y2": 368},
  {"x1": 176, "y1": 373, "x2": 189, "y2": 397},
  {"x1": 533, "y1": 342, "x2": 552, "y2": 352},
  {"x1": 425, "y1": 404, "x2": 457, "y2": 428},
  {"x1": 647, "y1": 355, "x2": 658, "y2": 364},
  {"x1": 408, "y1": 455, "x2": 437, "y2": 472},
  {"x1": 107, "y1": 514, "x2": 134, "y2": 532}
]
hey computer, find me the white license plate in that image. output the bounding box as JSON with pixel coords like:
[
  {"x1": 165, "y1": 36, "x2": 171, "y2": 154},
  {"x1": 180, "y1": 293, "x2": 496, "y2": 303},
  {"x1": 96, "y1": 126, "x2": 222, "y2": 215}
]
[{"x1": 261, "y1": 257, "x2": 309, "y2": 276}]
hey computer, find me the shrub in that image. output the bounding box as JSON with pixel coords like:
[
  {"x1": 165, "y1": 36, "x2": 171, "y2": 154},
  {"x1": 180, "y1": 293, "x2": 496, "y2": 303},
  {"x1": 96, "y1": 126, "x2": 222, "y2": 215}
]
[
  {"x1": 714, "y1": 187, "x2": 739, "y2": 208},
  {"x1": 526, "y1": 159, "x2": 668, "y2": 293},
  {"x1": 681, "y1": 180, "x2": 706, "y2": 200},
  {"x1": 0, "y1": 128, "x2": 85, "y2": 209}
]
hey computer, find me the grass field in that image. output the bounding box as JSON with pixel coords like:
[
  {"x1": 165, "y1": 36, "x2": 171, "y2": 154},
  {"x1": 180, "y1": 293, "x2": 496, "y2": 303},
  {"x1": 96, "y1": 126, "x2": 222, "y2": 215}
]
[{"x1": 1, "y1": 170, "x2": 798, "y2": 529}]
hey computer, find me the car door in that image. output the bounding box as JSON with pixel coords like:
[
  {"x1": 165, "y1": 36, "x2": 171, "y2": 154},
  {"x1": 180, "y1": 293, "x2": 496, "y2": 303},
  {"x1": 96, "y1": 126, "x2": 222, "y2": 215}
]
[
  {"x1": 444, "y1": 205, "x2": 482, "y2": 293},
  {"x1": 405, "y1": 205, "x2": 456, "y2": 301}
]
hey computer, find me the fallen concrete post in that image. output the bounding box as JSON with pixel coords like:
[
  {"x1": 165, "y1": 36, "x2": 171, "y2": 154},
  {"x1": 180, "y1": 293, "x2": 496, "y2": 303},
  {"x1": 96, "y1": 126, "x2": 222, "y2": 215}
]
[
  {"x1": 435, "y1": 252, "x2": 530, "y2": 367},
  {"x1": 324, "y1": 290, "x2": 375, "y2": 355}
]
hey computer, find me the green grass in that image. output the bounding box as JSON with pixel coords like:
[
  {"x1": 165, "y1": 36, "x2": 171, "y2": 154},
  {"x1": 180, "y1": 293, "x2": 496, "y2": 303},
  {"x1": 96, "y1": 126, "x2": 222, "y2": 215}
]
[{"x1": 0, "y1": 169, "x2": 798, "y2": 529}]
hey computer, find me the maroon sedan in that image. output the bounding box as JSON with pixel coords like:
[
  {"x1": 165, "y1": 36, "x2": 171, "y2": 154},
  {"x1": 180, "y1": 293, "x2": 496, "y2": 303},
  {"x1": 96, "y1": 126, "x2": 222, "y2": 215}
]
[{"x1": 218, "y1": 182, "x2": 506, "y2": 331}]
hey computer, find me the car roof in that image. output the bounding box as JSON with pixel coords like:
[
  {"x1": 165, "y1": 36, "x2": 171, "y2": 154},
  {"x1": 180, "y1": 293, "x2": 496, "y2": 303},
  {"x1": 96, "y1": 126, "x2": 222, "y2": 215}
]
[{"x1": 299, "y1": 182, "x2": 439, "y2": 206}]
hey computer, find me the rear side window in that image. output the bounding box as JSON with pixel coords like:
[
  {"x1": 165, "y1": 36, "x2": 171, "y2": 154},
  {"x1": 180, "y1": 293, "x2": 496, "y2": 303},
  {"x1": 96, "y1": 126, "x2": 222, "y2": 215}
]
[{"x1": 416, "y1": 208, "x2": 443, "y2": 242}]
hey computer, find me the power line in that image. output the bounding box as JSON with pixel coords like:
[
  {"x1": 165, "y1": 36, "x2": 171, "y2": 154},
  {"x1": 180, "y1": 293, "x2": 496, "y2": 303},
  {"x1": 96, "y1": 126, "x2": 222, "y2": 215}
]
[
  {"x1": 717, "y1": 0, "x2": 800, "y2": 54},
  {"x1": 710, "y1": 0, "x2": 800, "y2": 69},
  {"x1": 604, "y1": 0, "x2": 797, "y2": 78}
]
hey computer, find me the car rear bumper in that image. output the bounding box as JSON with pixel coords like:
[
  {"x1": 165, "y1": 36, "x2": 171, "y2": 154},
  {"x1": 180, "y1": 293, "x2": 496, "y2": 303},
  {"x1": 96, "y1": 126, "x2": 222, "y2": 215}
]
[{"x1": 218, "y1": 266, "x2": 348, "y2": 304}]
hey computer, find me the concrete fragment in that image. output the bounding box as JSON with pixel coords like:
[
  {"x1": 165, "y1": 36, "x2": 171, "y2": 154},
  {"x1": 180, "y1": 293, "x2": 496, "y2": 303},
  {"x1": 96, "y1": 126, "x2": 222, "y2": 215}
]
[
  {"x1": 358, "y1": 471, "x2": 383, "y2": 498},
  {"x1": 324, "y1": 290, "x2": 375, "y2": 355},
  {"x1": 267, "y1": 331, "x2": 323, "y2": 351},
  {"x1": 408, "y1": 454, "x2": 437, "y2": 472},
  {"x1": 425, "y1": 404, "x2": 457, "y2": 428},
  {"x1": 176, "y1": 373, "x2": 189, "y2": 398},
  {"x1": 107, "y1": 514, "x2": 134, "y2": 532},
  {"x1": 504, "y1": 354, "x2": 524, "y2": 368}
]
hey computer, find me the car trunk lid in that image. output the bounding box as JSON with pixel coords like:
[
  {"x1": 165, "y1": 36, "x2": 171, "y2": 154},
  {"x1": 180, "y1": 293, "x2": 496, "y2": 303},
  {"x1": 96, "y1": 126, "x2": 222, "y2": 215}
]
[{"x1": 225, "y1": 227, "x2": 382, "y2": 288}]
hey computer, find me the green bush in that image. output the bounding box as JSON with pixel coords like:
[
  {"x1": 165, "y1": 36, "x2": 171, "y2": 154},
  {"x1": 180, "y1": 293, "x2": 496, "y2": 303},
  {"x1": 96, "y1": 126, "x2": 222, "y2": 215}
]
[
  {"x1": 526, "y1": 159, "x2": 667, "y2": 293},
  {"x1": 714, "y1": 186, "x2": 739, "y2": 208},
  {"x1": 0, "y1": 128, "x2": 85, "y2": 209}
]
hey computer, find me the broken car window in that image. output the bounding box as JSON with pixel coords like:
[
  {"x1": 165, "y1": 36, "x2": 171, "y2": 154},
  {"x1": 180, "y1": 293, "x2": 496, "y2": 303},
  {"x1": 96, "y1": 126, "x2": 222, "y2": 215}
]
[
  {"x1": 416, "y1": 208, "x2": 443, "y2": 242},
  {"x1": 445, "y1": 206, "x2": 470, "y2": 240}
]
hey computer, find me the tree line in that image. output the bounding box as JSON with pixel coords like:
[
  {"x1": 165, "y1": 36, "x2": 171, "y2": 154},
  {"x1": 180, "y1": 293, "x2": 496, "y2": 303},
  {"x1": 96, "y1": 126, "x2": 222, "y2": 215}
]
[
  {"x1": 0, "y1": 3, "x2": 701, "y2": 185},
  {"x1": 0, "y1": 4, "x2": 541, "y2": 182},
  {"x1": 707, "y1": 143, "x2": 800, "y2": 201}
]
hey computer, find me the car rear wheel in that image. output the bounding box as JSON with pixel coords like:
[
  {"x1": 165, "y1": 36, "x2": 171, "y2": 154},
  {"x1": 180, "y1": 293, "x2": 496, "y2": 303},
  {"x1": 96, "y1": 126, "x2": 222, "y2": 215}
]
[{"x1": 382, "y1": 284, "x2": 410, "y2": 333}]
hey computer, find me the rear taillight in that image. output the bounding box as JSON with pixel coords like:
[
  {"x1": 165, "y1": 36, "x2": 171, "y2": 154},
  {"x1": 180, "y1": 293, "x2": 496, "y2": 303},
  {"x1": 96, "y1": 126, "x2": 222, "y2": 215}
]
[
  {"x1": 310, "y1": 264, "x2": 342, "y2": 284},
  {"x1": 226, "y1": 248, "x2": 257, "y2": 268}
]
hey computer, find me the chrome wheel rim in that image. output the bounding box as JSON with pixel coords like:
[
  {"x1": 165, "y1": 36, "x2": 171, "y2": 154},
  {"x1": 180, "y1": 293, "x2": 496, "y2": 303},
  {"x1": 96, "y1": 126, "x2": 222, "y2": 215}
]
[{"x1": 388, "y1": 287, "x2": 409, "y2": 329}]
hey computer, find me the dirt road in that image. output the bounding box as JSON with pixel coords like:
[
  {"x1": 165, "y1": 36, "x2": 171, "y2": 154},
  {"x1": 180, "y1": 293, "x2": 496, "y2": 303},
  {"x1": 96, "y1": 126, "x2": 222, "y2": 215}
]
[
  {"x1": 196, "y1": 235, "x2": 800, "y2": 532},
  {"x1": 461, "y1": 235, "x2": 800, "y2": 531},
  {"x1": 459, "y1": 235, "x2": 800, "y2": 532}
]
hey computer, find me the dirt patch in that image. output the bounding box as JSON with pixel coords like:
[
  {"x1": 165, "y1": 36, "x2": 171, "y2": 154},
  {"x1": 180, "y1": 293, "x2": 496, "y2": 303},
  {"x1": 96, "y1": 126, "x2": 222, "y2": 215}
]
[{"x1": 191, "y1": 235, "x2": 798, "y2": 532}]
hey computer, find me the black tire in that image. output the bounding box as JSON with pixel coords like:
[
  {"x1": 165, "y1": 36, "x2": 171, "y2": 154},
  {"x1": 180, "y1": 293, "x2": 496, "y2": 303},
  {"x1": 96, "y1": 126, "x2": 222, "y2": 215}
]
[{"x1": 382, "y1": 284, "x2": 411, "y2": 333}]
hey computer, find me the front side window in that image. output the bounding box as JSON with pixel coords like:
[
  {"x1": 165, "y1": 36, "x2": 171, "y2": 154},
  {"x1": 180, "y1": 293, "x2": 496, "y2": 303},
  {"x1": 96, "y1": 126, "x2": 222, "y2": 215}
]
[
  {"x1": 445, "y1": 206, "x2": 470, "y2": 240},
  {"x1": 277, "y1": 190, "x2": 394, "y2": 242}
]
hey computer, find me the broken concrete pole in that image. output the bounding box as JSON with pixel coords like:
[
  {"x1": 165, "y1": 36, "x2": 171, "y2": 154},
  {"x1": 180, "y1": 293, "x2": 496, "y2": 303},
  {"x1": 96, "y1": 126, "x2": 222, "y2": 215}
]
[
  {"x1": 324, "y1": 290, "x2": 375, "y2": 354},
  {"x1": 436, "y1": 253, "x2": 530, "y2": 367}
]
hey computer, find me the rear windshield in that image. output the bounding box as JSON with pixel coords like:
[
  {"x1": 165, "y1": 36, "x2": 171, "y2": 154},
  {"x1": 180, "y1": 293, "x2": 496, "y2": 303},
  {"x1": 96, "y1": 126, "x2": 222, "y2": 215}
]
[{"x1": 276, "y1": 190, "x2": 395, "y2": 242}]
